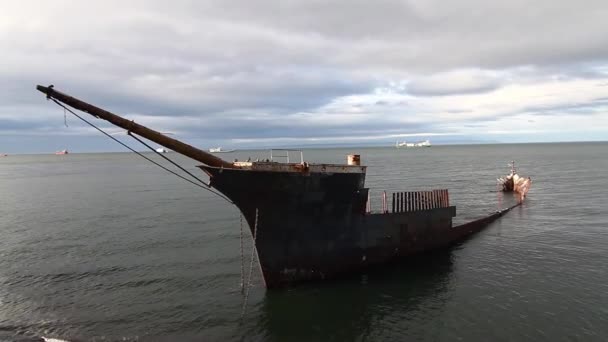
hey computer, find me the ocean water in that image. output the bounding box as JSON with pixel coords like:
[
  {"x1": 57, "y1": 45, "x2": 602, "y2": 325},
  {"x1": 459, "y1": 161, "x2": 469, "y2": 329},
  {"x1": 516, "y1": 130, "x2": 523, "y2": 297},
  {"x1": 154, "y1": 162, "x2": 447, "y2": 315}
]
[{"x1": 1, "y1": 143, "x2": 607, "y2": 341}]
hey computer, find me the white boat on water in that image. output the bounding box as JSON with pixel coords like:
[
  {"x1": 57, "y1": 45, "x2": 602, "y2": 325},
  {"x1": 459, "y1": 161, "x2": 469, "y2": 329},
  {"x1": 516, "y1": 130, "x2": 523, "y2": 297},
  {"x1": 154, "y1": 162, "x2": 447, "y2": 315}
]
[
  {"x1": 396, "y1": 140, "x2": 431, "y2": 148},
  {"x1": 209, "y1": 147, "x2": 236, "y2": 153},
  {"x1": 155, "y1": 147, "x2": 169, "y2": 153}
]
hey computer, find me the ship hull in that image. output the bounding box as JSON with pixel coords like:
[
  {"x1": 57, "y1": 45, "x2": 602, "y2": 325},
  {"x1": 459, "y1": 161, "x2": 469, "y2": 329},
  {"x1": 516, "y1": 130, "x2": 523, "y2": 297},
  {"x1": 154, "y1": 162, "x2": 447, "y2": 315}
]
[{"x1": 200, "y1": 165, "x2": 507, "y2": 288}]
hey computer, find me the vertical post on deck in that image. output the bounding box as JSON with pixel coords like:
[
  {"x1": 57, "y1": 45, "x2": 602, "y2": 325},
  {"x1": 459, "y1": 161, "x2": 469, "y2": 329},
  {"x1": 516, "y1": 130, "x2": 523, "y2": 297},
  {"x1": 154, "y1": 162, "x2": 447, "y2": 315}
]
[
  {"x1": 410, "y1": 192, "x2": 414, "y2": 211},
  {"x1": 437, "y1": 190, "x2": 442, "y2": 208},
  {"x1": 395, "y1": 192, "x2": 398, "y2": 213},
  {"x1": 383, "y1": 191, "x2": 387, "y2": 213},
  {"x1": 412, "y1": 191, "x2": 418, "y2": 211},
  {"x1": 396, "y1": 192, "x2": 399, "y2": 212},
  {"x1": 397, "y1": 192, "x2": 400, "y2": 212},
  {"x1": 395, "y1": 192, "x2": 400, "y2": 213},
  {"x1": 421, "y1": 192, "x2": 424, "y2": 210},
  {"x1": 411, "y1": 192, "x2": 415, "y2": 211},
  {"x1": 413, "y1": 192, "x2": 416, "y2": 211},
  {"x1": 421, "y1": 192, "x2": 425, "y2": 210},
  {"x1": 392, "y1": 192, "x2": 396, "y2": 213},
  {"x1": 436, "y1": 190, "x2": 441, "y2": 208}
]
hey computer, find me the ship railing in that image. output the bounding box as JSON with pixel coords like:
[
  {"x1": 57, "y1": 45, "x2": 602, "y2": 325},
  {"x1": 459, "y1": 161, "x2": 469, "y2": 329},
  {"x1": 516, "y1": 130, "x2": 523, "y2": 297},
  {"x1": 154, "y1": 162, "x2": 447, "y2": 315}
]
[
  {"x1": 269, "y1": 149, "x2": 304, "y2": 164},
  {"x1": 365, "y1": 189, "x2": 450, "y2": 214},
  {"x1": 389, "y1": 189, "x2": 450, "y2": 213}
]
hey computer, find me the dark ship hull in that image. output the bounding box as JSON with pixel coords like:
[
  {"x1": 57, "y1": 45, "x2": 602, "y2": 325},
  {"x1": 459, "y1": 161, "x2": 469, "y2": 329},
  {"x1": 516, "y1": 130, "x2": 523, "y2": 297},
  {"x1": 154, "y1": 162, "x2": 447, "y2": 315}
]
[
  {"x1": 36, "y1": 85, "x2": 520, "y2": 290},
  {"x1": 202, "y1": 164, "x2": 513, "y2": 288}
]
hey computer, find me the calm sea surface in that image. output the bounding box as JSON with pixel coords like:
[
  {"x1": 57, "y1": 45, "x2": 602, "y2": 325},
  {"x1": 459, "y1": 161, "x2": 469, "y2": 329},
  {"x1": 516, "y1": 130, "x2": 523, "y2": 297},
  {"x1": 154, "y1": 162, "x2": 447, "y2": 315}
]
[{"x1": 1, "y1": 143, "x2": 607, "y2": 341}]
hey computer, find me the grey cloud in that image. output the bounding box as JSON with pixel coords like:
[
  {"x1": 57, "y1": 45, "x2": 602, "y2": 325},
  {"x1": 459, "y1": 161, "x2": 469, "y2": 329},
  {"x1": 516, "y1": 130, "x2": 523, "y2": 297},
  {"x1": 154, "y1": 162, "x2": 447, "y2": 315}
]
[
  {"x1": 6, "y1": 68, "x2": 373, "y2": 119},
  {"x1": 447, "y1": 109, "x2": 473, "y2": 114},
  {"x1": 173, "y1": 0, "x2": 608, "y2": 69},
  {"x1": 1, "y1": 0, "x2": 608, "y2": 151},
  {"x1": 524, "y1": 97, "x2": 608, "y2": 116},
  {"x1": 160, "y1": 113, "x2": 435, "y2": 141},
  {"x1": 463, "y1": 123, "x2": 488, "y2": 128},
  {"x1": 406, "y1": 70, "x2": 503, "y2": 96}
]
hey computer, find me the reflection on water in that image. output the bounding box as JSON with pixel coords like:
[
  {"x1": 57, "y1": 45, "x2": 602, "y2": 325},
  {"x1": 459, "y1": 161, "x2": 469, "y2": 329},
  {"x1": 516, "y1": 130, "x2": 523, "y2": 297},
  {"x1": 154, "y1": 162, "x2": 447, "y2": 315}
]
[{"x1": 255, "y1": 251, "x2": 454, "y2": 341}]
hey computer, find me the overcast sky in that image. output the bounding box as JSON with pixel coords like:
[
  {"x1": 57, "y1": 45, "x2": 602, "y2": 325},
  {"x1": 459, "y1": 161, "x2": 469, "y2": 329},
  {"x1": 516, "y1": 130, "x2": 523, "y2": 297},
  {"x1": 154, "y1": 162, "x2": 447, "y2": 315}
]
[{"x1": 1, "y1": 0, "x2": 607, "y2": 153}]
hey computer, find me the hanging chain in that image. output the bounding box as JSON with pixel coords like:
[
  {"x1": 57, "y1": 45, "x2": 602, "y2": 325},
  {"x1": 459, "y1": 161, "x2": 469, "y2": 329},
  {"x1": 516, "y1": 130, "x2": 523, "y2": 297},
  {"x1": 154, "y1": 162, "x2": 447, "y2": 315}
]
[
  {"x1": 47, "y1": 94, "x2": 265, "y2": 320},
  {"x1": 128, "y1": 132, "x2": 212, "y2": 188},
  {"x1": 48, "y1": 98, "x2": 233, "y2": 204},
  {"x1": 239, "y1": 214, "x2": 245, "y2": 294},
  {"x1": 63, "y1": 107, "x2": 68, "y2": 127},
  {"x1": 240, "y1": 208, "x2": 259, "y2": 319}
]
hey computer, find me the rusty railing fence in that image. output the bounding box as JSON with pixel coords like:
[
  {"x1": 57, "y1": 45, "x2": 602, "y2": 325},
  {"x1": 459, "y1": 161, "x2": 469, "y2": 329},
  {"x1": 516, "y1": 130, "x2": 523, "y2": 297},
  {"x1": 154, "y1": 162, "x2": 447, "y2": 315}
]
[
  {"x1": 365, "y1": 189, "x2": 450, "y2": 214},
  {"x1": 391, "y1": 189, "x2": 450, "y2": 213}
]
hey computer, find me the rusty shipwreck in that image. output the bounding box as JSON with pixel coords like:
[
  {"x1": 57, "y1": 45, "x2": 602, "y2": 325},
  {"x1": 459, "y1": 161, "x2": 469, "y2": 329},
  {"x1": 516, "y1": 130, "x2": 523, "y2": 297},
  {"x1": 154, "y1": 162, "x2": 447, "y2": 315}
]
[
  {"x1": 37, "y1": 85, "x2": 520, "y2": 289},
  {"x1": 498, "y1": 161, "x2": 532, "y2": 202}
]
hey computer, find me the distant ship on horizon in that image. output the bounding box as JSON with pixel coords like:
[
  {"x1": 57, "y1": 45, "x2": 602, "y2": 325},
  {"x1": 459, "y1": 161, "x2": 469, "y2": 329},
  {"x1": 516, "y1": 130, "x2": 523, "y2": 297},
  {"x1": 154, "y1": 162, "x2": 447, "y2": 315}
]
[
  {"x1": 155, "y1": 147, "x2": 169, "y2": 153},
  {"x1": 209, "y1": 147, "x2": 236, "y2": 153},
  {"x1": 395, "y1": 140, "x2": 431, "y2": 148},
  {"x1": 55, "y1": 149, "x2": 69, "y2": 155}
]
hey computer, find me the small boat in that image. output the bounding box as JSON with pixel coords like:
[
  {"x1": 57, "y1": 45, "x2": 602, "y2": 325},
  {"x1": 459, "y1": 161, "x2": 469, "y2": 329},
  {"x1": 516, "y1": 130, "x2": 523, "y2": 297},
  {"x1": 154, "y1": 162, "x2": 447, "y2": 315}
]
[
  {"x1": 498, "y1": 161, "x2": 531, "y2": 201},
  {"x1": 396, "y1": 140, "x2": 431, "y2": 148},
  {"x1": 55, "y1": 149, "x2": 69, "y2": 155},
  {"x1": 0, "y1": 154, "x2": 7, "y2": 157},
  {"x1": 155, "y1": 147, "x2": 169, "y2": 153},
  {"x1": 209, "y1": 147, "x2": 235, "y2": 153}
]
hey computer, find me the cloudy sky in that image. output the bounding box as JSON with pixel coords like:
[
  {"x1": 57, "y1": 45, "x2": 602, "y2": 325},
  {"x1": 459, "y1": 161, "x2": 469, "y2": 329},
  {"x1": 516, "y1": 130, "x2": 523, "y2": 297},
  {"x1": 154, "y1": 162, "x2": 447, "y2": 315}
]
[{"x1": 1, "y1": 0, "x2": 607, "y2": 153}]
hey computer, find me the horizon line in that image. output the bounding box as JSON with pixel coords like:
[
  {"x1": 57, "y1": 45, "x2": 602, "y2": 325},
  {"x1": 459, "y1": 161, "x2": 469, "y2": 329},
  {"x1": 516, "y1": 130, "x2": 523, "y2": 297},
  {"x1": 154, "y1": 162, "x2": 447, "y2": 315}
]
[{"x1": 3, "y1": 140, "x2": 607, "y2": 155}]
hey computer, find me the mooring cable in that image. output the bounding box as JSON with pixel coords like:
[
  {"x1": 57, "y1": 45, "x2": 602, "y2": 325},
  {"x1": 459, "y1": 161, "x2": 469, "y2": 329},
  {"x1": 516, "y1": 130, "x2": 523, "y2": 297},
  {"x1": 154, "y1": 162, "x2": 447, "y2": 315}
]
[
  {"x1": 239, "y1": 215, "x2": 245, "y2": 294},
  {"x1": 49, "y1": 98, "x2": 233, "y2": 204},
  {"x1": 48, "y1": 95, "x2": 258, "y2": 305},
  {"x1": 240, "y1": 208, "x2": 259, "y2": 320},
  {"x1": 127, "y1": 131, "x2": 211, "y2": 187}
]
